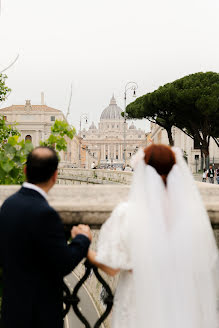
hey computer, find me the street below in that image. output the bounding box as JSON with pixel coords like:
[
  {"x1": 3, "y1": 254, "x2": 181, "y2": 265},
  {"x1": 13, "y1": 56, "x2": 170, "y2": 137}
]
[{"x1": 64, "y1": 272, "x2": 101, "y2": 328}]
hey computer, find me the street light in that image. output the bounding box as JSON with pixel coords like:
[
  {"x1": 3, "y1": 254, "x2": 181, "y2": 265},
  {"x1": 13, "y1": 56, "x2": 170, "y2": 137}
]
[
  {"x1": 123, "y1": 81, "x2": 138, "y2": 164},
  {"x1": 79, "y1": 113, "x2": 88, "y2": 137},
  {"x1": 79, "y1": 113, "x2": 88, "y2": 168}
]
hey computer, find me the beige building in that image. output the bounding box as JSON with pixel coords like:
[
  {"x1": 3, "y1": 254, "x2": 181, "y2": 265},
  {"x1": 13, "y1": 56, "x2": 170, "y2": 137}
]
[
  {"x1": 81, "y1": 96, "x2": 146, "y2": 168},
  {"x1": 150, "y1": 123, "x2": 219, "y2": 172},
  {"x1": 0, "y1": 97, "x2": 78, "y2": 165}
]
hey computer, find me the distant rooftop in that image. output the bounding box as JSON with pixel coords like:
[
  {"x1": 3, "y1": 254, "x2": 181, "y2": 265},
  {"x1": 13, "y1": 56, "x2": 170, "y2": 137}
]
[{"x1": 0, "y1": 100, "x2": 62, "y2": 113}]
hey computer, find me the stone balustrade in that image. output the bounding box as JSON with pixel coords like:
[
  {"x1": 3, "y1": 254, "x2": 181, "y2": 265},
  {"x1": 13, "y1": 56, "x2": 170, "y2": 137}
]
[
  {"x1": 58, "y1": 168, "x2": 133, "y2": 185},
  {"x1": 0, "y1": 182, "x2": 219, "y2": 228}
]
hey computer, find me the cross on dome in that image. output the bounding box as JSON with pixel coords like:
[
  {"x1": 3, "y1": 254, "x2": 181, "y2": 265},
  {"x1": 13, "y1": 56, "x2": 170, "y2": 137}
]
[{"x1": 110, "y1": 94, "x2": 117, "y2": 105}]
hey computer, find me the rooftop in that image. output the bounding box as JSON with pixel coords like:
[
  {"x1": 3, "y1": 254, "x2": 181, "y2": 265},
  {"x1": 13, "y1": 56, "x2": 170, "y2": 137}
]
[{"x1": 0, "y1": 100, "x2": 62, "y2": 113}]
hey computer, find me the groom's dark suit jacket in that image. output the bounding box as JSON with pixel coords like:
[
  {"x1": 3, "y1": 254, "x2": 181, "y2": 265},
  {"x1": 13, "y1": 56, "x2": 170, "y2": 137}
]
[{"x1": 0, "y1": 187, "x2": 90, "y2": 328}]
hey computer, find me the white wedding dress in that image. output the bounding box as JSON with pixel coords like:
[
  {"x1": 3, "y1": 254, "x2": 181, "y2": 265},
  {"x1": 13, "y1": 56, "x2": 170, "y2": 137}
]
[
  {"x1": 96, "y1": 201, "x2": 136, "y2": 328},
  {"x1": 96, "y1": 148, "x2": 219, "y2": 328}
]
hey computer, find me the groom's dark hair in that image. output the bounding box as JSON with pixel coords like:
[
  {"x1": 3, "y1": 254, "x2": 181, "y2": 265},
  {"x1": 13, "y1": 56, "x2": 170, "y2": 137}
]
[
  {"x1": 144, "y1": 144, "x2": 176, "y2": 185},
  {"x1": 26, "y1": 146, "x2": 59, "y2": 184}
]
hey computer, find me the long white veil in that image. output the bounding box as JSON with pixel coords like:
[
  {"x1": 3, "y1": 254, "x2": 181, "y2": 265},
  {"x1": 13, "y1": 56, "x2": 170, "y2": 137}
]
[{"x1": 128, "y1": 147, "x2": 219, "y2": 328}]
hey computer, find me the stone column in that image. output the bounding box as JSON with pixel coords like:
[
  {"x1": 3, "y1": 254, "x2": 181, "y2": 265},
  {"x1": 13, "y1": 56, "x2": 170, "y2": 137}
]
[
  {"x1": 103, "y1": 145, "x2": 106, "y2": 160},
  {"x1": 120, "y1": 144, "x2": 123, "y2": 160},
  {"x1": 100, "y1": 145, "x2": 103, "y2": 160},
  {"x1": 108, "y1": 144, "x2": 110, "y2": 160},
  {"x1": 36, "y1": 130, "x2": 39, "y2": 147},
  {"x1": 101, "y1": 144, "x2": 104, "y2": 160}
]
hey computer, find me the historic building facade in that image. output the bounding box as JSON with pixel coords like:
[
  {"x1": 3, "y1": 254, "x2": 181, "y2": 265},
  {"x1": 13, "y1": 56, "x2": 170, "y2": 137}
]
[
  {"x1": 150, "y1": 123, "x2": 219, "y2": 172},
  {"x1": 0, "y1": 99, "x2": 64, "y2": 146},
  {"x1": 81, "y1": 96, "x2": 146, "y2": 168},
  {"x1": 0, "y1": 97, "x2": 78, "y2": 164}
]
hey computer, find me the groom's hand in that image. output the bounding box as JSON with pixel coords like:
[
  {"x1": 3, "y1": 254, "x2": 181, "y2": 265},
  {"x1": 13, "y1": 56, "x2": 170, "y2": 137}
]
[{"x1": 71, "y1": 225, "x2": 92, "y2": 241}]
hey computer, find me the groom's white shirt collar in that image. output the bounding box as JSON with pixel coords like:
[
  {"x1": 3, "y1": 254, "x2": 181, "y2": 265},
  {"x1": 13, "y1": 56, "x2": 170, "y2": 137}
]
[{"x1": 23, "y1": 182, "x2": 48, "y2": 200}]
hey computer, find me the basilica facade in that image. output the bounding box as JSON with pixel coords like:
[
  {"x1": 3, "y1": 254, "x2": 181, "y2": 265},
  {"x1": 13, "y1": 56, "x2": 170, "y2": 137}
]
[{"x1": 81, "y1": 96, "x2": 146, "y2": 168}]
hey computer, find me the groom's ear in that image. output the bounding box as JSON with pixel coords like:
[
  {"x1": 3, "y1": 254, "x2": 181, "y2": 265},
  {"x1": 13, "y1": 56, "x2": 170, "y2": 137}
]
[{"x1": 52, "y1": 170, "x2": 58, "y2": 184}]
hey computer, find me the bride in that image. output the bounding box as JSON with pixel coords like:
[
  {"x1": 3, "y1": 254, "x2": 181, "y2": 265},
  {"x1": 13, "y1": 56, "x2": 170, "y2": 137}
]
[{"x1": 88, "y1": 144, "x2": 219, "y2": 328}]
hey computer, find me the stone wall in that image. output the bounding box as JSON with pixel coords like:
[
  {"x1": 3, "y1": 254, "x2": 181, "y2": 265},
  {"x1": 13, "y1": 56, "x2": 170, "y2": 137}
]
[
  {"x1": 0, "y1": 183, "x2": 219, "y2": 228},
  {"x1": 58, "y1": 168, "x2": 133, "y2": 185}
]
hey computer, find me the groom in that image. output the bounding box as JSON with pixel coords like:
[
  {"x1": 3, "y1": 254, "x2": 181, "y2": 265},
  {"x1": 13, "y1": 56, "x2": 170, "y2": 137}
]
[{"x1": 0, "y1": 147, "x2": 92, "y2": 328}]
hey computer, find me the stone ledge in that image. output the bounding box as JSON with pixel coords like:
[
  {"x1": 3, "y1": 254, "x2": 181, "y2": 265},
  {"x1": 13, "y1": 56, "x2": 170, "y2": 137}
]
[
  {"x1": 0, "y1": 183, "x2": 218, "y2": 227},
  {"x1": 58, "y1": 168, "x2": 133, "y2": 184}
]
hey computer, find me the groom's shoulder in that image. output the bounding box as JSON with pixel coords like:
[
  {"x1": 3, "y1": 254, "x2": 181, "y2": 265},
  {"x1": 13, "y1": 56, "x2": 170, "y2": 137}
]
[{"x1": 1, "y1": 188, "x2": 57, "y2": 217}]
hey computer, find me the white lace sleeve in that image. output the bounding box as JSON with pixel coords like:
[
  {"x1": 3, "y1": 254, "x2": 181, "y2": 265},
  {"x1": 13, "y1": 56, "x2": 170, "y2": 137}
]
[{"x1": 96, "y1": 202, "x2": 132, "y2": 270}]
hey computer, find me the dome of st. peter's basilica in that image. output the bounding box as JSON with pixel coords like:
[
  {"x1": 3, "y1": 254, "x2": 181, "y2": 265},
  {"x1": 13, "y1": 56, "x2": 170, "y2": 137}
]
[{"x1": 100, "y1": 95, "x2": 123, "y2": 120}]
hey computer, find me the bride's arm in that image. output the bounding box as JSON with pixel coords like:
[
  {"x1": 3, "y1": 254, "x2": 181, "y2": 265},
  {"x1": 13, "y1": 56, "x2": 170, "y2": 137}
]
[{"x1": 87, "y1": 249, "x2": 120, "y2": 277}]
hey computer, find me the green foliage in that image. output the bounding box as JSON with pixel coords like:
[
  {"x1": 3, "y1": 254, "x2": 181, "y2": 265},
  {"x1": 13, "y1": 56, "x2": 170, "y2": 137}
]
[
  {"x1": 126, "y1": 71, "x2": 219, "y2": 154},
  {"x1": 0, "y1": 74, "x2": 11, "y2": 102},
  {"x1": 41, "y1": 120, "x2": 76, "y2": 152},
  {"x1": 0, "y1": 118, "x2": 75, "y2": 185},
  {"x1": 0, "y1": 116, "x2": 33, "y2": 185},
  {"x1": 0, "y1": 135, "x2": 33, "y2": 185},
  {"x1": 0, "y1": 115, "x2": 20, "y2": 143}
]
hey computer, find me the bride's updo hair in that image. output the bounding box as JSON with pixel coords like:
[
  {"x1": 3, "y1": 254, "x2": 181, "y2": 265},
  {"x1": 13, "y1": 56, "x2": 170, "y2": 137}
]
[{"x1": 144, "y1": 144, "x2": 176, "y2": 185}]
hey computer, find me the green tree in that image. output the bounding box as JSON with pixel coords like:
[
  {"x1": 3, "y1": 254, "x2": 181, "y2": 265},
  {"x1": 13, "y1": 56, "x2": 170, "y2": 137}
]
[
  {"x1": 0, "y1": 115, "x2": 20, "y2": 143},
  {"x1": 40, "y1": 119, "x2": 76, "y2": 152},
  {"x1": 0, "y1": 74, "x2": 11, "y2": 103},
  {"x1": 126, "y1": 87, "x2": 178, "y2": 146},
  {"x1": 126, "y1": 72, "x2": 219, "y2": 164},
  {"x1": 0, "y1": 116, "x2": 34, "y2": 185},
  {"x1": 0, "y1": 136, "x2": 33, "y2": 184}
]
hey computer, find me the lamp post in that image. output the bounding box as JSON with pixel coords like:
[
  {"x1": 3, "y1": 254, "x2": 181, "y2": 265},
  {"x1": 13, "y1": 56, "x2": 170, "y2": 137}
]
[
  {"x1": 123, "y1": 81, "x2": 138, "y2": 165},
  {"x1": 79, "y1": 113, "x2": 88, "y2": 168}
]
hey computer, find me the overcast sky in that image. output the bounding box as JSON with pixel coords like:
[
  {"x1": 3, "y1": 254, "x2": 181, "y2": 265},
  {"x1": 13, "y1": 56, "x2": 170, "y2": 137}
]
[{"x1": 1, "y1": 0, "x2": 219, "y2": 132}]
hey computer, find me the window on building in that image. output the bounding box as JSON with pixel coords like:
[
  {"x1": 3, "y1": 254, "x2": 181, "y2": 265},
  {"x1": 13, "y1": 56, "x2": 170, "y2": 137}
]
[
  {"x1": 116, "y1": 155, "x2": 118, "y2": 160},
  {"x1": 129, "y1": 153, "x2": 132, "y2": 157},
  {"x1": 106, "y1": 155, "x2": 108, "y2": 160},
  {"x1": 138, "y1": 135, "x2": 141, "y2": 138},
  {"x1": 117, "y1": 125, "x2": 119, "y2": 128},
  {"x1": 51, "y1": 116, "x2": 55, "y2": 121},
  {"x1": 112, "y1": 124, "x2": 114, "y2": 128},
  {"x1": 25, "y1": 135, "x2": 32, "y2": 142},
  {"x1": 83, "y1": 135, "x2": 86, "y2": 138}
]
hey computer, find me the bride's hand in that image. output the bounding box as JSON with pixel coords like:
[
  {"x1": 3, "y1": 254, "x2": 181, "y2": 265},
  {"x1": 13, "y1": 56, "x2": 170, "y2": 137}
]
[{"x1": 87, "y1": 249, "x2": 96, "y2": 265}]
